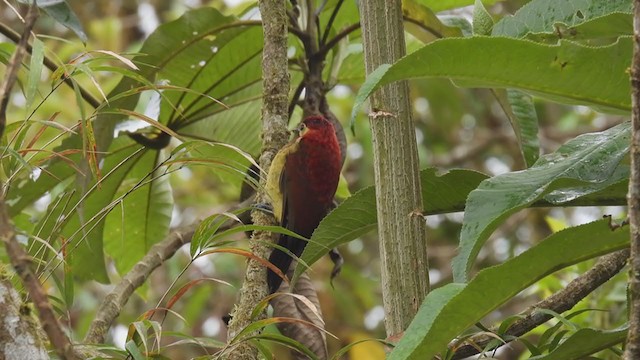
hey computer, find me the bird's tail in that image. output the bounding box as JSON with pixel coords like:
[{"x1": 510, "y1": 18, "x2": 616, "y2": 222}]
[{"x1": 267, "y1": 235, "x2": 304, "y2": 294}]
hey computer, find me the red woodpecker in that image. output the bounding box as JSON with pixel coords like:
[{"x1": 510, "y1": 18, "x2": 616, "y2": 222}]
[{"x1": 266, "y1": 115, "x2": 342, "y2": 293}]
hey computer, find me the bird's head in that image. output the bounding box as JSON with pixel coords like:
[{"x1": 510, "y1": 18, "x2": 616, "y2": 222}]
[{"x1": 297, "y1": 115, "x2": 334, "y2": 137}]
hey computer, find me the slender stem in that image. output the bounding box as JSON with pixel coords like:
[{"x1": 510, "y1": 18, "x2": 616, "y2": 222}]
[{"x1": 315, "y1": 22, "x2": 360, "y2": 60}]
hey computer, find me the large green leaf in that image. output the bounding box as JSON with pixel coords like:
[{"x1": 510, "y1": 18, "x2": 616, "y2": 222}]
[
  {"x1": 93, "y1": 7, "x2": 261, "y2": 155},
  {"x1": 452, "y1": 122, "x2": 630, "y2": 282},
  {"x1": 351, "y1": 37, "x2": 632, "y2": 122},
  {"x1": 389, "y1": 220, "x2": 629, "y2": 359},
  {"x1": 294, "y1": 168, "x2": 488, "y2": 280},
  {"x1": 104, "y1": 151, "x2": 173, "y2": 274},
  {"x1": 530, "y1": 326, "x2": 627, "y2": 360},
  {"x1": 492, "y1": 0, "x2": 631, "y2": 38}
]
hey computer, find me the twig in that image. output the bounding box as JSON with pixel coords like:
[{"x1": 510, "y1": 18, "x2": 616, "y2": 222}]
[
  {"x1": 315, "y1": 22, "x2": 360, "y2": 60},
  {"x1": 626, "y1": 1, "x2": 640, "y2": 357},
  {"x1": 84, "y1": 224, "x2": 196, "y2": 344},
  {"x1": 452, "y1": 249, "x2": 630, "y2": 359},
  {"x1": 0, "y1": 5, "x2": 38, "y2": 136}
]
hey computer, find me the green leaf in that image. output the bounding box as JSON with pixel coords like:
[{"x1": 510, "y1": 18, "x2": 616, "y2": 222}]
[
  {"x1": 452, "y1": 122, "x2": 630, "y2": 282},
  {"x1": 389, "y1": 220, "x2": 629, "y2": 359},
  {"x1": 104, "y1": 151, "x2": 173, "y2": 274},
  {"x1": 18, "y1": 0, "x2": 87, "y2": 43},
  {"x1": 472, "y1": 0, "x2": 494, "y2": 35},
  {"x1": 492, "y1": 89, "x2": 540, "y2": 167},
  {"x1": 530, "y1": 326, "x2": 628, "y2": 360},
  {"x1": 94, "y1": 7, "x2": 259, "y2": 157},
  {"x1": 492, "y1": 0, "x2": 632, "y2": 38},
  {"x1": 294, "y1": 168, "x2": 488, "y2": 280},
  {"x1": 414, "y1": 0, "x2": 503, "y2": 13},
  {"x1": 351, "y1": 36, "x2": 632, "y2": 124}
]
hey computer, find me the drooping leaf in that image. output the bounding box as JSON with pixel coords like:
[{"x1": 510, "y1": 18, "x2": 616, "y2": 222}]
[
  {"x1": 389, "y1": 220, "x2": 629, "y2": 359},
  {"x1": 18, "y1": 0, "x2": 87, "y2": 43},
  {"x1": 492, "y1": 0, "x2": 632, "y2": 38},
  {"x1": 453, "y1": 122, "x2": 630, "y2": 282},
  {"x1": 530, "y1": 326, "x2": 628, "y2": 360},
  {"x1": 295, "y1": 168, "x2": 488, "y2": 280},
  {"x1": 492, "y1": 89, "x2": 540, "y2": 167},
  {"x1": 351, "y1": 37, "x2": 632, "y2": 123}
]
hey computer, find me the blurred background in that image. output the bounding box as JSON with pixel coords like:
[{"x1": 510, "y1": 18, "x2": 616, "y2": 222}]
[{"x1": 0, "y1": 0, "x2": 629, "y2": 358}]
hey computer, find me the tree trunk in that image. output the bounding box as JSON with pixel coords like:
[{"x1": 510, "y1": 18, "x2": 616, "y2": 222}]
[
  {"x1": 225, "y1": 0, "x2": 290, "y2": 358},
  {"x1": 358, "y1": 0, "x2": 430, "y2": 338},
  {"x1": 0, "y1": 278, "x2": 48, "y2": 360},
  {"x1": 625, "y1": 0, "x2": 640, "y2": 357}
]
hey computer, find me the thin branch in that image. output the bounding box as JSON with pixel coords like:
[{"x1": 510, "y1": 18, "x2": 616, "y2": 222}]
[
  {"x1": 452, "y1": 249, "x2": 630, "y2": 359},
  {"x1": 84, "y1": 224, "x2": 196, "y2": 344},
  {"x1": 0, "y1": 8, "x2": 38, "y2": 136},
  {"x1": 315, "y1": 22, "x2": 360, "y2": 60}
]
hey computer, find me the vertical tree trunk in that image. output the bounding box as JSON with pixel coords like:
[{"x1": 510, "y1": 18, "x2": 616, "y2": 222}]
[
  {"x1": 358, "y1": 0, "x2": 430, "y2": 338},
  {"x1": 225, "y1": 0, "x2": 290, "y2": 358},
  {"x1": 626, "y1": 1, "x2": 640, "y2": 357}
]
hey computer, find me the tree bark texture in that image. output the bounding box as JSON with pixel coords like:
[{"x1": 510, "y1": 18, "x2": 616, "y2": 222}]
[
  {"x1": 0, "y1": 277, "x2": 48, "y2": 360},
  {"x1": 225, "y1": 0, "x2": 290, "y2": 358},
  {"x1": 626, "y1": 1, "x2": 640, "y2": 357},
  {"x1": 358, "y1": 0, "x2": 430, "y2": 338}
]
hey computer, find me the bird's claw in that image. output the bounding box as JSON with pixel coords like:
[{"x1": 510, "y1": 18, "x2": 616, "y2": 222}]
[{"x1": 253, "y1": 202, "x2": 274, "y2": 215}]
